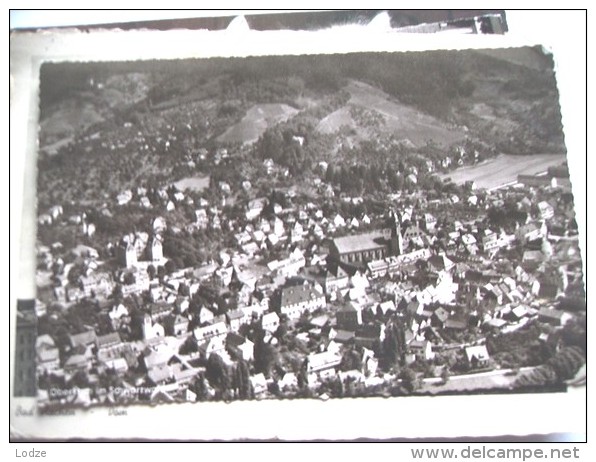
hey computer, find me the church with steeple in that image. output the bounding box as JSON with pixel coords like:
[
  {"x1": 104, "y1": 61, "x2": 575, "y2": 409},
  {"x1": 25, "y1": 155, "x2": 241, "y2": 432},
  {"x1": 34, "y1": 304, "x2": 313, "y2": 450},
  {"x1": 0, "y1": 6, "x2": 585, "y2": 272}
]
[
  {"x1": 151, "y1": 237, "x2": 163, "y2": 263},
  {"x1": 329, "y1": 210, "x2": 404, "y2": 267}
]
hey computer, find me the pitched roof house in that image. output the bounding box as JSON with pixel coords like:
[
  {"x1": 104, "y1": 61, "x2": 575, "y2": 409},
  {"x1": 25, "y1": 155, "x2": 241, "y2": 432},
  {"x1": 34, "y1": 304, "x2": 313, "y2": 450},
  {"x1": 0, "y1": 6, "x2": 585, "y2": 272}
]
[
  {"x1": 226, "y1": 308, "x2": 251, "y2": 332},
  {"x1": 538, "y1": 307, "x2": 573, "y2": 326},
  {"x1": 69, "y1": 330, "x2": 97, "y2": 349},
  {"x1": 464, "y1": 345, "x2": 490, "y2": 369},
  {"x1": 166, "y1": 314, "x2": 190, "y2": 336},
  {"x1": 355, "y1": 323, "x2": 386, "y2": 349},
  {"x1": 261, "y1": 312, "x2": 280, "y2": 333},
  {"x1": 306, "y1": 350, "x2": 342, "y2": 374},
  {"x1": 280, "y1": 285, "x2": 326, "y2": 320},
  {"x1": 193, "y1": 321, "x2": 228, "y2": 343},
  {"x1": 336, "y1": 302, "x2": 363, "y2": 330}
]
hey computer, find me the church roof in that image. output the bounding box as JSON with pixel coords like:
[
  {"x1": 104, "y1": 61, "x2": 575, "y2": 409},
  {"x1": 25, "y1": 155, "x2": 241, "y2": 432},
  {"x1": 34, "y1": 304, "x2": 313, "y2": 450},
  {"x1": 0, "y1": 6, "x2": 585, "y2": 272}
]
[{"x1": 332, "y1": 231, "x2": 387, "y2": 255}]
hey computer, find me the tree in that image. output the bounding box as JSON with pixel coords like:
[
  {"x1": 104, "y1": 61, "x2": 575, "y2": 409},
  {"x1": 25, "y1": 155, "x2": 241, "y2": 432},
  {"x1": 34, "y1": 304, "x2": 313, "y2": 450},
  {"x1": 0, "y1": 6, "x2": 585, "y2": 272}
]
[
  {"x1": 38, "y1": 370, "x2": 66, "y2": 391},
  {"x1": 254, "y1": 339, "x2": 281, "y2": 377},
  {"x1": 147, "y1": 264, "x2": 157, "y2": 280},
  {"x1": 275, "y1": 316, "x2": 290, "y2": 342},
  {"x1": 164, "y1": 259, "x2": 177, "y2": 275},
  {"x1": 381, "y1": 321, "x2": 406, "y2": 370},
  {"x1": 328, "y1": 375, "x2": 345, "y2": 398},
  {"x1": 178, "y1": 283, "x2": 190, "y2": 297},
  {"x1": 67, "y1": 264, "x2": 84, "y2": 285},
  {"x1": 340, "y1": 348, "x2": 363, "y2": 372},
  {"x1": 179, "y1": 336, "x2": 198, "y2": 355},
  {"x1": 191, "y1": 373, "x2": 211, "y2": 401},
  {"x1": 234, "y1": 360, "x2": 253, "y2": 400},
  {"x1": 297, "y1": 357, "x2": 309, "y2": 391},
  {"x1": 515, "y1": 365, "x2": 557, "y2": 388},
  {"x1": 98, "y1": 367, "x2": 123, "y2": 390},
  {"x1": 440, "y1": 366, "x2": 450, "y2": 385},
  {"x1": 69, "y1": 370, "x2": 90, "y2": 389},
  {"x1": 399, "y1": 367, "x2": 419, "y2": 393},
  {"x1": 546, "y1": 346, "x2": 585, "y2": 381},
  {"x1": 206, "y1": 353, "x2": 231, "y2": 393},
  {"x1": 560, "y1": 315, "x2": 587, "y2": 353},
  {"x1": 111, "y1": 284, "x2": 123, "y2": 301},
  {"x1": 123, "y1": 272, "x2": 135, "y2": 285}
]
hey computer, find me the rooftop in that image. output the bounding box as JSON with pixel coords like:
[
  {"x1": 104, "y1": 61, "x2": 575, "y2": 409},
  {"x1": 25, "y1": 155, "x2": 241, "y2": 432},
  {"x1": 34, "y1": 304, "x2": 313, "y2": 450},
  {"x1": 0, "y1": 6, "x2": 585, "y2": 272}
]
[
  {"x1": 332, "y1": 231, "x2": 387, "y2": 255},
  {"x1": 465, "y1": 345, "x2": 490, "y2": 362},
  {"x1": 281, "y1": 285, "x2": 324, "y2": 307},
  {"x1": 96, "y1": 332, "x2": 122, "y2": 348},
  {"x1": 307, "y1": 351, "x2": 342, "y2": 372},
  {"x1": 334, "y1": 330, "x2": 356, "y2": 342},
  {"x1": 226, "y1": 332, "x2": 250, "y2": 347},
  {"x1": 69, "y1": 330, "x2": 97, "y2": 347},
  {"x1": 226, "y1": 309, "x2": 246, "y2": 320}
]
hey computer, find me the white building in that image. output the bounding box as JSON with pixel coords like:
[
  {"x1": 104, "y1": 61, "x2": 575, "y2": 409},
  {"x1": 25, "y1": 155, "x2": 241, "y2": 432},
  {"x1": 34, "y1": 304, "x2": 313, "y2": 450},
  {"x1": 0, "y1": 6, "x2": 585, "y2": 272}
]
[{"x1": 280, "y1": 285, "x2": 326, "y2": 320}]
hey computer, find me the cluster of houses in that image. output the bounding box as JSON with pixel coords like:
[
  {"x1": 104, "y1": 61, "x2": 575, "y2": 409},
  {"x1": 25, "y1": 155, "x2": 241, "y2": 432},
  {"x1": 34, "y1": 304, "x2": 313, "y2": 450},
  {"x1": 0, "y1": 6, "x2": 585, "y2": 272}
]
[{"x1": 33, "y1": 157, "x2": 583, "y2": 406}]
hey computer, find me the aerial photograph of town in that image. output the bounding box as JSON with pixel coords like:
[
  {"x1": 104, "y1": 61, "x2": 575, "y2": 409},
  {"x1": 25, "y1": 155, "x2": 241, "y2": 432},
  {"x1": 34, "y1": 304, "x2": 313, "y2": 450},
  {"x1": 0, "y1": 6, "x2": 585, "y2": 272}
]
[{"x1": 28, "y1": 47, "x2": 586, "y2": 410}]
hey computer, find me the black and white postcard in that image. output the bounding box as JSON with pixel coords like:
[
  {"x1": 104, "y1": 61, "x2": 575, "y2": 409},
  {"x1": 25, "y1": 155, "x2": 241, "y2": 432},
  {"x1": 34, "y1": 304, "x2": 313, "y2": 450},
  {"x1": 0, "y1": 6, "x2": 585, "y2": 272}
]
[{"x1": 10, "y1": 14, "x2": 587, "y2": 441}]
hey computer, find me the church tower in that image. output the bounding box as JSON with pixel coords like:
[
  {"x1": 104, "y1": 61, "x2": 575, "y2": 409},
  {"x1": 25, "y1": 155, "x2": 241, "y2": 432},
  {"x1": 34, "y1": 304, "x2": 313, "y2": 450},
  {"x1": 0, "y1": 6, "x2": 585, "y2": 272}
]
[
  {"x1": 388, "y1": 210, "x2": 403, "y2": 256},
  {"x1": 151, "y1": 237, "x2": 163, "y2": 262}
]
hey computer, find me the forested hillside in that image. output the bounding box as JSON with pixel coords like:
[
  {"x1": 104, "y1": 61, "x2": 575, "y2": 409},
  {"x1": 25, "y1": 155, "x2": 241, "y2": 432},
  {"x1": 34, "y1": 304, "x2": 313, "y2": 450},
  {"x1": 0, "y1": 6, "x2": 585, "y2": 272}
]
[{"x1": 38, "y1": 47, "x2": 565, "y2": 209}]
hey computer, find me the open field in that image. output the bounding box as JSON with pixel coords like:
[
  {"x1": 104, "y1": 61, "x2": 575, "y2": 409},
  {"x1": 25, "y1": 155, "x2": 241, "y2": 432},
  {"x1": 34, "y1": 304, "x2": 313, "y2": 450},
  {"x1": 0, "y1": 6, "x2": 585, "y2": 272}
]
[
  {"x1": 40, "y1": 102, "x2": 103, "y2": 136},
  {"x1": 438, "y1": 153, "x2": 566, "y2": 189},
  {"x1": 317, "y1": 106, "x2": 356, "y2": 134},
  {"x1": 39, "y1": 73, "x2": 151, "y2": 148},
  {"x1": 217, "y1": 103, "x2": 299, "y2": 144},
  {"x1": 173, "y1": 176, "x2": 210, "y2": 192}
]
